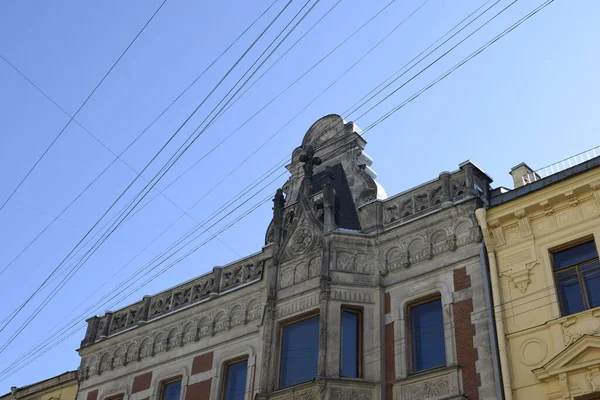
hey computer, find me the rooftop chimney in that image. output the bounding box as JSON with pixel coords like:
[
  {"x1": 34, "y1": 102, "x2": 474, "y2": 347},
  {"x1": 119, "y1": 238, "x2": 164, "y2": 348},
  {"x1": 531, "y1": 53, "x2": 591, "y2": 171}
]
[{"x1": 510, "y1": 162, "x2": 539, "y2": 188}]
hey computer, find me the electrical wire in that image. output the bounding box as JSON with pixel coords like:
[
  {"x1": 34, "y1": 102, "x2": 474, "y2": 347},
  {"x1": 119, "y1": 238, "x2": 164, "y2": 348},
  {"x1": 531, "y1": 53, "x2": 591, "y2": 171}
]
[
  {"x1": 0, "y1": 0, "x2": 556, "y2": 376},
  {"x1": 0, "y1": 0, "x2": 295, "y2": 339},
  {"x1": 0, "y1": 0, "x2": 168, "y2": 214},
  {"x1": 0, "y1": 0, "x2": 280, "y2": 277}
]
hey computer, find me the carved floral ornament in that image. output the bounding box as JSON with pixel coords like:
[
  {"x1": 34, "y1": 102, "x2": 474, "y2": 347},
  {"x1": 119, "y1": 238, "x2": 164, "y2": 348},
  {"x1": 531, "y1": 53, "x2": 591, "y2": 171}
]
[{"x1": 79, "y1": 293, "x2": 264, "y2": 379}]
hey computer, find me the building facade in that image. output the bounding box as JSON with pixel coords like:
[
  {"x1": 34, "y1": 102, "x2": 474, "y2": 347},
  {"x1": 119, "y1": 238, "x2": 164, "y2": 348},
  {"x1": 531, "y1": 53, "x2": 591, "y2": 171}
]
[
  {"x1": 0, "y1": 371, "x2": 78, "y2": 400},
  {"x1": 476, "y1": 151, "x2": 600, "y2": 399},
  {"x1": 76, "y1": 115, "x2": 500, "y2": 400}
]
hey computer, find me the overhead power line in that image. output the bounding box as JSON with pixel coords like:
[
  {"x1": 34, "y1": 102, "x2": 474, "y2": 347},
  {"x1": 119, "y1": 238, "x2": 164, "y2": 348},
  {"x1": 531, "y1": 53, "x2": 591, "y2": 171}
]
[
  {"x1": 0, "y1": 0, "x2": 168, "y2": 214},
  {"x1": 123, "y1": 0, "x2": 409, "y2": 221},
  {"x1": 0, "y1": 0, "x2": 556, "y2": 375},
  {"x1": 0, "y1": 0, "x2": 309, "y2": 352},
  {"x1": 0, "y1": 0, "x2": 280, "y2": 277}
]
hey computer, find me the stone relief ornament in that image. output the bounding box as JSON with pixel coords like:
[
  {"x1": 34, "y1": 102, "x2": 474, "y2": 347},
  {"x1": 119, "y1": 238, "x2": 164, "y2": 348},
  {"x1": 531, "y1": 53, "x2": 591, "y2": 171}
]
[
  {"x1": 330, "y1": 388, "x2": 372, "y2": 400},
  {"x1": 501, "y1": 260, "x2": 539, "y2": 294},
  {"x1": 271, "y1": 388, "x2": 318, "y2": 400},
  {"x1": 291, "y1": 224, "x2": 314, "y2": 254},
  {"x1": 81, "y1": 293, "x2": 266, "y2": 379},
  {"x1": 403, "y1": 377, "x2": 450, "y2": 400},
  {"x1": 586, "y1": 370, "x2": 600, "y2": 393},
  {"x1": 561, "y1": 316, "x2": 600, "y2": 346}
]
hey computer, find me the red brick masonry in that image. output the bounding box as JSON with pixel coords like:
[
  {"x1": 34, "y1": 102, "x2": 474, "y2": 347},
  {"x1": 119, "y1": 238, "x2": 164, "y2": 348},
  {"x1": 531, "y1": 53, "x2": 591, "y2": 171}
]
[
  {"x1": 185, "y1": 378, "x2": 212, "y2": 400},
  {"x1": 453, "y1": 267, "x2": 481, "y2": 400},
  {"x1": 384, "y1": 292, "x2": 391, "y2": 314},
  {"x1": 192, "y1": 351, "x2": 214, "y2": 375},
  {"x1": 132, "y1": 371, "x2": 153, "y2": 394},
  {"x1": 86, "y1": 389, "x2": 98, "y2": 400}
]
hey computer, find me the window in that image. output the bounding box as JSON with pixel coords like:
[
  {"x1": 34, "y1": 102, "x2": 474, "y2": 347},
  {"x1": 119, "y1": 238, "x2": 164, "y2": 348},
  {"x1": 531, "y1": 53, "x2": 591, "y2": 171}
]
[
  {"x1": 223, "y1": 358, "x2": 248, "y2": 400},
  {"x1": 553, "y1": 240, "x2": 600, "y2": 316},
  {"x1": 341, "y1": 309, "x2": 361, "y2": 378},
  {"x1": 408, "y1": 297, "x2": 446, "y2": 373},
  {"x1": 160, "y1": 379, "x2": 182, "y2": 400},
  {"x1": 279, "y1": 314, "x2": 319, "y2": 388}
]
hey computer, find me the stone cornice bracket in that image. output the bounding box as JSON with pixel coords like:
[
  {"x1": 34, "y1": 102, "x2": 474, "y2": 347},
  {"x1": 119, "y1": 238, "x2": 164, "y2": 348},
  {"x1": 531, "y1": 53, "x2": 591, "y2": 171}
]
[
  {"x1": 501, "y1": 260, "x2": 539, "y2": 294},
  {"x1": 590, "y1": 180, "x2": 600, "y2": 209},
  {"x1": 489, "y1": 218, "x2": 506, "y2": 247},
  {"x1": 539, "y1": 200, "x2": 554, "y2": 216},
  {"x1": 514, "y1": 210, "x2": 532, "y2": 237},
  {"x1": 564, "y1": 190, "x2": 578, "y2": 207}
]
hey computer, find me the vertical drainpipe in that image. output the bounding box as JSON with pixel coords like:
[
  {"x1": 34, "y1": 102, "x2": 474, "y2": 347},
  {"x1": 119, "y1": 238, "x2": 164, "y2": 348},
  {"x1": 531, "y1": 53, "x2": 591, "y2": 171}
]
[
  {"x1": 475, "y1": 208, "x2": 513, "y2": 400},
  {"x1": 480, "y1": 242, "x2": 505, "y2": 400}
]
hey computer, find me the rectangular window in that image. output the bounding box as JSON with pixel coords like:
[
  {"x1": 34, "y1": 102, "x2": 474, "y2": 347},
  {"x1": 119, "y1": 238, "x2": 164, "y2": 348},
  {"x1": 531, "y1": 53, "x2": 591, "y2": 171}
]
[
  {"x1": 341, "y1": 309, "x2": 361, "y2": 378},
  {"x1": 553, "y1": 240, "x2": 600, "y2": 315},
  {"x1": 409, "y1": 297, "x2": 446, "y2": 373},
  {"x1": 160, "y1": 379, "x2": 182, "y2": 400},
  {"x1": 279, "y1": 313, "x2": 319, "y2": 388},
  {"x1": 223, "y1": 358, "x2": 248, "y2": 400}
]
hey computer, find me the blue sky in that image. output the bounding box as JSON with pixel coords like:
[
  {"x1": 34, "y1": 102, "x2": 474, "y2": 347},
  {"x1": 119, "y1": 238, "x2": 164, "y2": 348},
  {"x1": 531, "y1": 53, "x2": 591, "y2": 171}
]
[{"x1": 0, "y1": 0, "x2": 598, "y2": 389}]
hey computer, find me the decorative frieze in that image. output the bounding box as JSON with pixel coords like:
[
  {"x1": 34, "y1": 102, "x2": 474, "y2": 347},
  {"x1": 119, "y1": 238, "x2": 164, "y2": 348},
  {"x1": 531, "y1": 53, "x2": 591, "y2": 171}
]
[
  {"x1": 403, "y1": 378, "x2": 450, "y2": 400},
  {"x1": 331, "y1": 289, "x2": 374, "y2": 304},
  {"x1": 276, "y1": 293, "x2": 320, "y2": 318},
  {"x1": 379, "y1": 216, "x2": 479, "y2": 275},
  {"x1": 380, "y1": 166, "x2": 486, "y2": 227},
  {"x1": 330, "y1": 387, "x2": 372, "y2": 400},
  {"x1": 81, "y1": 258, "x2": 265, "y2": 347},
  {"x1": 333, "y1": 251, "x2": 373, "y2": 273},
  {"x1": 269, "y1": 387, "x2": 318, "y2": 400},
  {"x1": 279, "y1": 256, "x2": 321, "y2": 289},
  {"x1": 79, "y1": 293, "x2": 264, "y2": 380}
]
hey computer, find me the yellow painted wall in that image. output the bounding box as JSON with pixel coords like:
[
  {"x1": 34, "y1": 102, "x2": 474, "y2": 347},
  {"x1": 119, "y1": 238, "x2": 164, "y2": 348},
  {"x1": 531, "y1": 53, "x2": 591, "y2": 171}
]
[
  {"x1": 0, "y1": 379, "x2": 78, "y2": 400},
  {"x1": 481, "y1": 168, "x2": 600, "y2": 400}
]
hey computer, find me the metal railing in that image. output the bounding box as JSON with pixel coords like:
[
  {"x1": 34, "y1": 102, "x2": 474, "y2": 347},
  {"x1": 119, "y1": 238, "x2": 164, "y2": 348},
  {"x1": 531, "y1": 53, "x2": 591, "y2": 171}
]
[{"x1": 523, "y1": 145, "x2": 600, "y2": 185}]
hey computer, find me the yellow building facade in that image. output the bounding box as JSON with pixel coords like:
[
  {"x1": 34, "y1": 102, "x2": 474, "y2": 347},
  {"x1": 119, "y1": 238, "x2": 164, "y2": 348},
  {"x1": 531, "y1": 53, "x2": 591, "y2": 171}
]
[
  {"x1": 0, "y1": 371, "x2": 78, "y2": 400},
  {"x1": 476, "y1": 154, "x2": 600, "y2": 400}
]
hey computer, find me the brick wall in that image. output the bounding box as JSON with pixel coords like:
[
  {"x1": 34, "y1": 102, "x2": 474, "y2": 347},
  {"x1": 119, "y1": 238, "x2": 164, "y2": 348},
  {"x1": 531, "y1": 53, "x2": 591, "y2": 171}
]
[
  {"x1": 192, "y1": 352, "x2": 214, "y2": 375},
  {"x1": 86, "y1": 389, "x2": 98, "y2": 400},
  {"x1": 453, "y1": 267, "x2": 481, "y2": 400},
  {"x1": 132, "y1": 371, "x2": 153, "y2": 394},
  {"x1": 185, "y1": 378, "x2": 212, "y2": 400}
]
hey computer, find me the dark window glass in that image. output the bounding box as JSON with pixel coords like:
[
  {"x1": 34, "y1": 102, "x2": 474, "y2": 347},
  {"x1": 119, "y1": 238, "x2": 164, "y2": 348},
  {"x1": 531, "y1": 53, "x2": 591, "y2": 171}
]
[
  {"x1": 224, "y1": 359, "x2": 248, "y2": 400},
  {"x1": 553, "y1": 240, "x2": 600, "y2": 315},
  {"x1": 557, "y1": 268, "x2": 586, "y2": 315},
  {"x1": 341, "y1": 310, "x2": 360, "y2": 378},
  {"x1": 161, "y1": 380, "x2": 181, "y2": 400},
  {"x1": 582, "y1": 261, "x2": 600, "y2": 308},
  {"x1": 279, "y1": 314, "x2": 319, "y2": 387},
  {"x1": 553, "y1": 241, "x2": 597, "y2": 270},
  {"x1": 410, "y1": 298, "x2": 446, "y2": 373}
]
